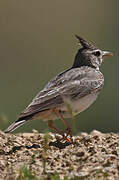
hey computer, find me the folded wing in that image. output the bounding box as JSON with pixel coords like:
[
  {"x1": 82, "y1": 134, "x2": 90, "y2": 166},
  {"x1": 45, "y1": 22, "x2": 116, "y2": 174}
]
[{"x1": 18, "y1": 67, "x2": 104, "y2": 120}]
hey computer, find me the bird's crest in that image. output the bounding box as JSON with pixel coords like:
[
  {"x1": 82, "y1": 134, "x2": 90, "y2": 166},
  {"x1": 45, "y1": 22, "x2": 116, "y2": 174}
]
[{"x1": 75, "y1": 35, "x2": 97, "y2": 50}]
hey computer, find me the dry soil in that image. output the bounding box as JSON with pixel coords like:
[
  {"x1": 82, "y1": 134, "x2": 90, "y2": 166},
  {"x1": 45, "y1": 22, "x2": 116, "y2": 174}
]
[{"x1": 0, "y1": 130, "x2": 119, "y2": 179}]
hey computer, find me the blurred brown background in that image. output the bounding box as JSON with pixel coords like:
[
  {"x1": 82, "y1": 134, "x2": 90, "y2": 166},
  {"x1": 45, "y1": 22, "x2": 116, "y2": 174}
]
[{"x1": 0, "y1": 1, "x2": 118, "y2": 133}]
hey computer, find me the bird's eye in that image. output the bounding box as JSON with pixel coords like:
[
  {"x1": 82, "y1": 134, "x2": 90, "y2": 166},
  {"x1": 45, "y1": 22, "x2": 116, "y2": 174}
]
[{"x1": 93, "y1": 51, "x2": 101, "y2": 57}]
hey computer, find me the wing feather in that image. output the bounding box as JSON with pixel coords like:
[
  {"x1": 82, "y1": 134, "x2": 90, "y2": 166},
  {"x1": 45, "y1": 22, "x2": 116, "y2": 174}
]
[{"x1": 19, "y1": 67, "x2": 104, "y2": 119}]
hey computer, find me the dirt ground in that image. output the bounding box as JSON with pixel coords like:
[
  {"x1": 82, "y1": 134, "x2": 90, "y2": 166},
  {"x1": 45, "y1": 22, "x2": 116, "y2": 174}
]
[{"x1": 0, "y1": 130, "x2": 119, "y2": 180}]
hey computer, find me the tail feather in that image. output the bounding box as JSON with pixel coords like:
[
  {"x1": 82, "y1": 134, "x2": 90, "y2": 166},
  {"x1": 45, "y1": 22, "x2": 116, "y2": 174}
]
[
  {"x1": 4, "y1": 119, "x2": 27, "y2": 133},
  {"x1": 4, "y1": 113, "x2": 35, "y2": 133}
]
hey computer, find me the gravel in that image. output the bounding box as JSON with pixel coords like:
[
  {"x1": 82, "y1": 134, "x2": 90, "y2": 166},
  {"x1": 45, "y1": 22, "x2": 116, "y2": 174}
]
[{"x1": 0, "y1": 130, "x2": 119, "y2": 179}]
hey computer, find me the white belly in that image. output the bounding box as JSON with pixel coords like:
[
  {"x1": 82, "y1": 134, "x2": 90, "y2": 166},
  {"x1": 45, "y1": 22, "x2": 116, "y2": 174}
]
[
  {"x1": 61, "y1": 93, "x2": 98, "y2": 117},
  {"x1": 39, "y1": 93, "x2": 98, "y2": 121}
]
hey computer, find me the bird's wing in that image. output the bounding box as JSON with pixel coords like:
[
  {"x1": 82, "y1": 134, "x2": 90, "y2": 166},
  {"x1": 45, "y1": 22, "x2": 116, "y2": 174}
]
[{"x1": 18, "y1": 67, "x2": 104, "y2": 119}]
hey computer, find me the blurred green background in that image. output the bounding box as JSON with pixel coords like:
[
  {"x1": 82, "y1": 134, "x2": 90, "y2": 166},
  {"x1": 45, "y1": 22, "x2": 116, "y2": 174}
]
[{"x1": 0, "y1": 1, "x2": 118, "y2": 133}]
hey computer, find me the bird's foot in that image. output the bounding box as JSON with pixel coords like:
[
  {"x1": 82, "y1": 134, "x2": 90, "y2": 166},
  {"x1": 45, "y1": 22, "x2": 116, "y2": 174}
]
[
  {"x1": 55, "y1": 135, "x2": 73, "y2": 143},
  {"x1": 66, "y1": 127, "x2": 72, "y2": 137},
  {"x1": 55, "y1": 128, "x2": 73, "y2": 143}
]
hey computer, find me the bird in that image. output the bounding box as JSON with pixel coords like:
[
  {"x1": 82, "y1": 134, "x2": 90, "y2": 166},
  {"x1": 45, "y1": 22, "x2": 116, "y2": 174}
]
[{"x1": 4, "y1": 35, "x2": 113, "y2": 139}]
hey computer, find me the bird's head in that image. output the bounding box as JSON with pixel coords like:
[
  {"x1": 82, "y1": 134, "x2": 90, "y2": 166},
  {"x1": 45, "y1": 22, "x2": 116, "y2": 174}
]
[{"x1": 72, "y1": 35, "x2": 113, "y2": 70}]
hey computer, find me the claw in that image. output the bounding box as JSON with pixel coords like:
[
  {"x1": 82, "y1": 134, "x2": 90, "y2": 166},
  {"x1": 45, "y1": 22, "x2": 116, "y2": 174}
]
[{"x1": 65, "y1": 136, "x2": 73, "y2": 143}]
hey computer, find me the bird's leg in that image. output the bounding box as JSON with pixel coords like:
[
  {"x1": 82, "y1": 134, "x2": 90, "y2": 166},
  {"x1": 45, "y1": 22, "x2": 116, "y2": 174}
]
[
  {"x1": 54, "y1": 109, "x2": 72, "y2": 142},
  {"x1": 47, "y1": 120, "x2": 64, "y2": 136}
]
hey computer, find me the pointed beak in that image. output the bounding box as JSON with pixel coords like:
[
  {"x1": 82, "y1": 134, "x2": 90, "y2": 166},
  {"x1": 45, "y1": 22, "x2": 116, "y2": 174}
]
[{"x1": 102, "y1": 51, "x2": 113, "y2": 58}]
